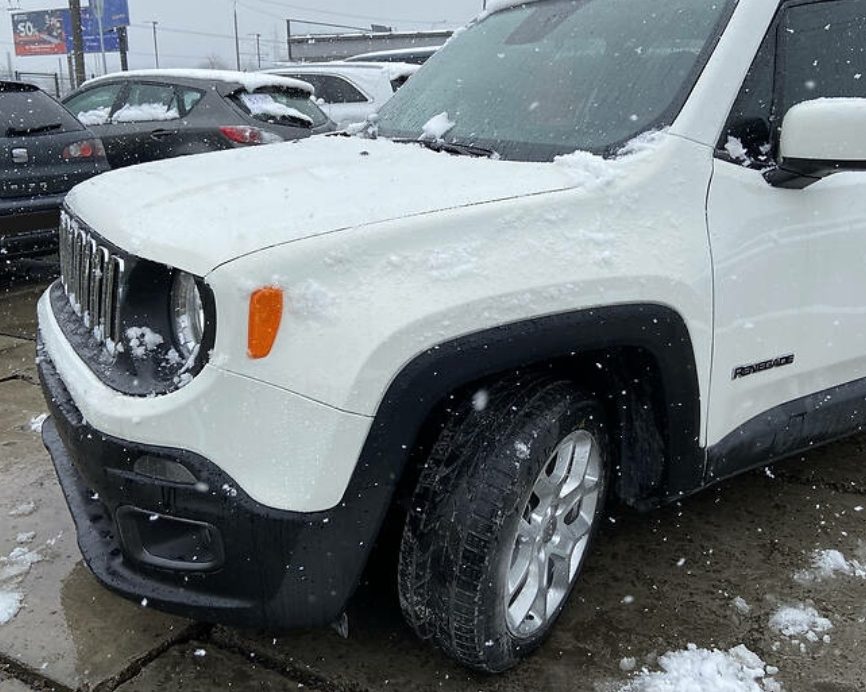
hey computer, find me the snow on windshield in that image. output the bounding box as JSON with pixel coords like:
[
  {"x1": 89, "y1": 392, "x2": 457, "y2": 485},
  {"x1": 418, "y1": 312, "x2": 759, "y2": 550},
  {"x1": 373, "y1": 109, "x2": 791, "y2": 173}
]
[{"x1": 420, "y1": 112, "x2": 455, "y2": 142}]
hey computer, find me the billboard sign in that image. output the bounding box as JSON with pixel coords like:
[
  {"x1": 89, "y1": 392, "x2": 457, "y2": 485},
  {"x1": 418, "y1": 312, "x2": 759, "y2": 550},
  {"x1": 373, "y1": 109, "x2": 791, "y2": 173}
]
[
  {"x1": 11, "y1": 1, "x2": 129, "y2": 57},
  {"x1": 62, "y1": 8, "x2": 120, "y2": 53},
  {"x1": 11, "y1": 10, "x2": 68, "y2": 56},
  {"x1": 92, "y1": 0, "x2": 130, "y2": 32}
]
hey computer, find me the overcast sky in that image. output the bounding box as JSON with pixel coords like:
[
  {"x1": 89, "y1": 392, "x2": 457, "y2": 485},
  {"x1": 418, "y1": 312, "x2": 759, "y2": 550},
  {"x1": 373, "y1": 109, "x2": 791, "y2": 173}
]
[{"x1": 1, "y1": 0, "x2": 483, "y2": 80}]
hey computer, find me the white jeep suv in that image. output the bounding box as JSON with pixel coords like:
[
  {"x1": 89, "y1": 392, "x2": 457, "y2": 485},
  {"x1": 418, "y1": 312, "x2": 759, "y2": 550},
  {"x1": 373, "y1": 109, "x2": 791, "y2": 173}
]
[{"x1": 37, "y1": 0, "x2": 866, "y2": 673}]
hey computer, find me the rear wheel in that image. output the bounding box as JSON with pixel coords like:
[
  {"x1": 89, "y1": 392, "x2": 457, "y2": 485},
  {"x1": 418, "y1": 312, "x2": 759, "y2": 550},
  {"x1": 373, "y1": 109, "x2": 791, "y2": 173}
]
[{"x1": 398, "y1": 378, "x2": 609, "y2": 672}]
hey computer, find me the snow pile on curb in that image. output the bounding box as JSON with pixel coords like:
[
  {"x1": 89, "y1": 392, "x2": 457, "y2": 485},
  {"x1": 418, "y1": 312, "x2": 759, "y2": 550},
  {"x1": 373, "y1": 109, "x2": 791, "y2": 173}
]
[
  {"x1": 0, "y1": 591, "x2": 22, "y2": 626},
  {"x1": 0, "y1": 545, "x2": 42, "y2": 627},
  {"x1": 28, "y1": 414, "x2": 48, "y2": 433},
  {"x1": 769, "y1": 604, "x2": 832, "y2": 641},
  {"x1": 620, "y1": 644, "x2": 782, "y2": 691},
  {"x1": 794, "y1": 549, "x2": 866, "y2": 583}
]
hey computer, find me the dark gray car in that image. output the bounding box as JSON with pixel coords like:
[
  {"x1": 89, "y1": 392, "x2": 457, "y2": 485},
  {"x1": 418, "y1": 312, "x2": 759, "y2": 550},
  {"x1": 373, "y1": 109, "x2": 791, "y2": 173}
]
[
  {"x1": 1, "y1": 81, "x2": 110, "y2": 260},
  {"x1": 62, "y1": 69, "x2": 334, "y2": 169}
]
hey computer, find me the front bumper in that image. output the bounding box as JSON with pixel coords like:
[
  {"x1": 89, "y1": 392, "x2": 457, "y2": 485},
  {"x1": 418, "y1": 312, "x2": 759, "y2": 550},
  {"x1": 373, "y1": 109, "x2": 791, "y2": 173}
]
[{"x1": 39, "y1": 348, "x2": 373, "y2": 628}]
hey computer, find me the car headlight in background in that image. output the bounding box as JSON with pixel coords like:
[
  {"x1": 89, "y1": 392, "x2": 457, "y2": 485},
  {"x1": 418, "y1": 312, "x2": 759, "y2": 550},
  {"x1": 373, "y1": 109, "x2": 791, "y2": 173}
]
[{"x1": 171, "y1": 272, "x2": 205, "y2": 359}]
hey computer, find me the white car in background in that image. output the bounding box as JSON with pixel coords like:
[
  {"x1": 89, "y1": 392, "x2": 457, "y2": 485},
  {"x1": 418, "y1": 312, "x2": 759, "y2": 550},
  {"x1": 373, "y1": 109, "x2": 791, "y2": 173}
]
[
  {"x1": 345, "y1": 46, "x2": 442, "y2": 65},
  {"x1": 264, "y1": 61, "x2": 419, "y2": 127}
]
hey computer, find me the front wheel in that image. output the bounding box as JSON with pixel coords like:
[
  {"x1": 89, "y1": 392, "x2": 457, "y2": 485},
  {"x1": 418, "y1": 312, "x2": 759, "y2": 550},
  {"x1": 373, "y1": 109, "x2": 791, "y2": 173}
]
[{"x1": 398, "y1": 378, "x2": 609, "y2": 672}]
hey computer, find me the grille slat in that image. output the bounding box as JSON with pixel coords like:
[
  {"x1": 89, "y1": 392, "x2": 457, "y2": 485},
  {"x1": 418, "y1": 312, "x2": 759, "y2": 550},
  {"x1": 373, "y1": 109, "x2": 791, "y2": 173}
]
[{"x1": 58, "y1": 210, "x2": 125, "y2": 349}]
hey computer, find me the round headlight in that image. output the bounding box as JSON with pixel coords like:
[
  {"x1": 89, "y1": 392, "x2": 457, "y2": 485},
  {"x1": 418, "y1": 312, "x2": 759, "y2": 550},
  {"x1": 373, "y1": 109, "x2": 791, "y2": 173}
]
[{"x1": 170, "y1": 272, "x2": 204, "y2": 359}]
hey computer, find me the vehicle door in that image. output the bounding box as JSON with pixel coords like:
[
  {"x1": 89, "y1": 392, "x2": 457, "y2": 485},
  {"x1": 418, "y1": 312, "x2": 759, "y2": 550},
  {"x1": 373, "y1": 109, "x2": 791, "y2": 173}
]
[
  {"x1": 706, "y1": 0, "x2": 866, "y2": 475},
  {"x1": 62, "y1": 81, "x2": 125, "y2": 158},
  {"x1": 105, "y1": 81, "x2": 191, "y2": 166}
]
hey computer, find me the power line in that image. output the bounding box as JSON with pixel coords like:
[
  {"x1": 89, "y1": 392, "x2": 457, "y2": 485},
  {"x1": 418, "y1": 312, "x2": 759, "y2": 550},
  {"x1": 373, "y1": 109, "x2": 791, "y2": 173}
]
[{"x1": 242, "y1": 0, "x2": 451, "y2": 26}]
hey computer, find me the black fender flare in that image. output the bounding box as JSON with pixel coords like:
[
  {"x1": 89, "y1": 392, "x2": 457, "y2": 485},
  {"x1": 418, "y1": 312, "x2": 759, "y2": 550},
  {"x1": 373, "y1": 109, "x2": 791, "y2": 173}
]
[{"x1": 345, "y1": 303, "x2": 703, "y2": 534}]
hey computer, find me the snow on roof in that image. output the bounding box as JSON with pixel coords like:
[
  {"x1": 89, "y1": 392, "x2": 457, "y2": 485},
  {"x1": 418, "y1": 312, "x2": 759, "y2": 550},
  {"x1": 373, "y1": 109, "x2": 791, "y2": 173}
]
[
  {"x1": 267, "y1": 61, "x2": 420, "y2": 84},
  {"x1": 82, "y1": 69, "x2": 314, "y2": 94},
  {"x1": 348, "y1": 46, "x2": 442, "y2": 60},
  {"x1": 482, "y1": 0, "x2": 544, "y2": 14}
]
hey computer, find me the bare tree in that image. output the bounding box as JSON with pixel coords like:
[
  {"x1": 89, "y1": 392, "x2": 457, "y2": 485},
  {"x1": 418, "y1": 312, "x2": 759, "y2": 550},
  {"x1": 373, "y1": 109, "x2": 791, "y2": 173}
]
[{"x1": 199, "y1": 53, "x2": 229, "y2": 70}]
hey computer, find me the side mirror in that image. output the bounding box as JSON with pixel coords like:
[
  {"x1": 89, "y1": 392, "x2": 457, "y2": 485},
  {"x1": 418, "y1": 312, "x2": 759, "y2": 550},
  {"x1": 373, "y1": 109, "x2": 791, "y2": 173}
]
[{"x1": 765, "y1": 98, "x2": 866, "y2": 189}]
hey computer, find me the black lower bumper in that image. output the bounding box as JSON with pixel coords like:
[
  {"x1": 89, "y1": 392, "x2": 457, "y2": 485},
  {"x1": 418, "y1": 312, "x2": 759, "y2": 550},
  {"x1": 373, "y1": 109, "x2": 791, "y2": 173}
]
[
  {"x1": 1, "y1": 209, "x2": 59, "y2": 259},
  {"x1": 38, "y1": 343, "x2": 374, "y2": 630}
]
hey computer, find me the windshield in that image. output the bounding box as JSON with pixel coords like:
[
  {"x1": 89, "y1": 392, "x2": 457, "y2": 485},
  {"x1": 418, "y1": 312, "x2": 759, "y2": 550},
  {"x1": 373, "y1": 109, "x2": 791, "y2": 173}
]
[{"x1": 377, "y1": 0, "x2": 734, "y2": 162}]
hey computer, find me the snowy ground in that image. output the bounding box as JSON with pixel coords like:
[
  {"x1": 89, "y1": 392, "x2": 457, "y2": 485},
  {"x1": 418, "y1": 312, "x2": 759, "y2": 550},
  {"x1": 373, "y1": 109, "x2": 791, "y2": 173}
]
[{"x1": 3, "y1": 272, "x2": 866, "y2": 691}]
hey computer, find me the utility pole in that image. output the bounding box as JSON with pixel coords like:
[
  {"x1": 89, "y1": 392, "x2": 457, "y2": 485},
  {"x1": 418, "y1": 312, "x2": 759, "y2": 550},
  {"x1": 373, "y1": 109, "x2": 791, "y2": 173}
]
[
  {"x1": 117, "y1": 26, "x2": 128, "y2": 71},
  {"x1": 252, "y1": 33, "x2": 261, "y2": 68},
  {"x1": 286, "y1": 19, "x2": 292, "y2": 62},
  {"x1": 233, "y1": 2, "x2": 241, "y2": 70},
  {"x1": 151, "y1": 21, "x2": 159, "y2": 68},
  {"x1": 68, "y1": 0, "x2": 86, "y2": 88},
  {"x1": 93, "y1": 0, "x2": 107, "y2": 74}
]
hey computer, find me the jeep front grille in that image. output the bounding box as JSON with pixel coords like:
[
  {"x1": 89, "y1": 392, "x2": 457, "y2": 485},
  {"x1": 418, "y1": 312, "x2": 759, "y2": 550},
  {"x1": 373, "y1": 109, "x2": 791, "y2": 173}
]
[{"x1": 58, "y1": 210, "x2": 125, "y2": 347}]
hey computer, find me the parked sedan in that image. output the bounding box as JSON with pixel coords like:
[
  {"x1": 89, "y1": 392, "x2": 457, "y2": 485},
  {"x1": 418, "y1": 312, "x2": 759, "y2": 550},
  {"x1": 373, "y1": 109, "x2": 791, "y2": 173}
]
[
  {"x1": 62, "y1": 69, "x2": 333, "y2": 169},
  {"x1": 1, "y1": 80, "x2": 109, "y2": 260},
  {"x1": 266, "y1": 62, "x2": 419, "y2": 127}
]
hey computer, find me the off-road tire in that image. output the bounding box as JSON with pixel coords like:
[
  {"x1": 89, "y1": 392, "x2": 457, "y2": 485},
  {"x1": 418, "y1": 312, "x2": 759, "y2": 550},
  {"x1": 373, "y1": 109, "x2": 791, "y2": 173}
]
[{"x1": 398, "y1": 377, "x2": 609, "y2": 672}]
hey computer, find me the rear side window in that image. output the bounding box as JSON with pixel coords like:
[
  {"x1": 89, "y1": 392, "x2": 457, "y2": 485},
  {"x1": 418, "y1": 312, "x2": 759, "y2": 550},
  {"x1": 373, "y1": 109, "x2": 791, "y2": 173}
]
[
  {"x1": 286, "y1": 74, "x2": 368, "y2": 104},
  {"x1": 65, "y1": 83, "x2": 124, "y2": 126},
  {"x1": 231, "y1": 88, "x2": 328, "y2": 128},
  {"x1": 1, "y1": 86, "x2": 82, "y2": 136},
  {"x1": 778, "y1": 0, "x2": 866, "y2": 115}
]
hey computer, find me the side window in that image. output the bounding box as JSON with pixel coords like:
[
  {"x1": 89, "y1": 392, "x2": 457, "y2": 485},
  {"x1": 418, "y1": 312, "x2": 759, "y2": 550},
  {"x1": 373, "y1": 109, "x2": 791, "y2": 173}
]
[
  {"x1": 64, "y1": 83, "x2": 123, "y2": 126},
  {"x1": 779, "y1": 0, "x2": 866, "y2": 116},
  {"x1": 719, "y1": 0, "x2": 866, "y2": 166},
  {"x1": 319, "y1": 76, "x2": 368, "y2": 104},
  {"x1": 719, "y1": 32, "x2": 776, "y2": 165},
  {"x1": 287, "y1": 74, "x2": 368, "y2": 104},
  {"x1": 180, "y1": 87, "x2": 204, "y2": 113},
  {"x1": 113, "y1": 82, "x2": 181, "y2": 123}
]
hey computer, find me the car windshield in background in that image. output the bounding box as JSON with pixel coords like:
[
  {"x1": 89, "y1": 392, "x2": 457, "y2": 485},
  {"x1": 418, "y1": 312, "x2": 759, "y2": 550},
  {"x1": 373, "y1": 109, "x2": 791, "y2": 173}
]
[
  {"x1": 230, "y1": 87, "x2": 327, "y2": 128},
  {"x1": 377, "y1": 0, "x2": 734, "y2": 162},
  {"x1": 2, "y1": 86, "x2": 82, "y2": 137}
]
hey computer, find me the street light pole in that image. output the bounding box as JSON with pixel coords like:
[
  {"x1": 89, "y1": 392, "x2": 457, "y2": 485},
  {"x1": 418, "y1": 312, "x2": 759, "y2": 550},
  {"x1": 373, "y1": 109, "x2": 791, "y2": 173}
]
[
  {"x1": 93, "y1": 0, "x2": 107, "y2": 74},
  {"x1": 233, "y1": 1, "x2": 241, "y2": 70},
  {"x1": 151, "y1": 21, "x2": 159, "y2": 68},
  {"x1": 253, "y1": 32, "x2": 261, "y2": 68},
  {"x1": 286, "y1": 19, "x2": 292, "y2": 62}
]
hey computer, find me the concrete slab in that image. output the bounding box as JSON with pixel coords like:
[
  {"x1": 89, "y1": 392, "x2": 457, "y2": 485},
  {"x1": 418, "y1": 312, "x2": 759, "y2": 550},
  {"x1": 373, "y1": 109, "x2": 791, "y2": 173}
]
[
  {"x1": 0, "y1": 343, "x2": 36, "y2": 384},
  {"x1": 217, "y1": 440, "x2": 866, "y2": 692},
  {"x1": 0, "y1": 337, "x2": 27, "y2": 355},
  {"x1": 0, "y1": 284, "x2": 45, "y2": 341},
  {"x1": 116, "y1": 643, "x2": 303, "y2": 692},
  {"x1": 0, "y1": 673, "x2": 35, "y2": 692},
  {"x1": 0, "y1": 379, "x2": 194, "y2": 692}
]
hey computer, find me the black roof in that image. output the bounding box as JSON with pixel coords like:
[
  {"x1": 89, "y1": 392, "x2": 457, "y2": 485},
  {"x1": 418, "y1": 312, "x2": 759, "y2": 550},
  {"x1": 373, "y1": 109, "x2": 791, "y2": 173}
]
[{"x1": 0, "y1": 81, "x2": 39, "y2": 93}]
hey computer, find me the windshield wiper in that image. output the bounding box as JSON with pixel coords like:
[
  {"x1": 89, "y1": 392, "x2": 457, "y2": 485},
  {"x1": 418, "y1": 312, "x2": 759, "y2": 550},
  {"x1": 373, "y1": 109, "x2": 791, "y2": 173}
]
[
  {"x1": 393, "y1": 138, "x2": 498, "y2": 159},
  {"x1": 6, "y1": 123, "x2": 63, "y2": 137}
]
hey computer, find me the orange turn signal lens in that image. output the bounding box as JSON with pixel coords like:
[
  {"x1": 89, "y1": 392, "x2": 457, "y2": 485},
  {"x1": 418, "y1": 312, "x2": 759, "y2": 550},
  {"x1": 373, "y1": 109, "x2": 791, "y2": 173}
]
[{"x1": 248, "y1": 286, "x2": 284, "y2": 359}]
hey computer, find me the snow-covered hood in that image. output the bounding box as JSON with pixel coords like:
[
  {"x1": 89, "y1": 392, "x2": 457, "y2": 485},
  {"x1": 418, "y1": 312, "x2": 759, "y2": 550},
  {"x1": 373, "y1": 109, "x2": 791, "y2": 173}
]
[{"x1": 65, "y1": 133, "x2": 664, "y2": 276}]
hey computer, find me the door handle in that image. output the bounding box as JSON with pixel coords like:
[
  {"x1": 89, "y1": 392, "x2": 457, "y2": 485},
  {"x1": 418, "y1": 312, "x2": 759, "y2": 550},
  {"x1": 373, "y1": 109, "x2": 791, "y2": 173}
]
[{"x1": 150, "y1": 129, "x2": 177, "y2": 140}]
